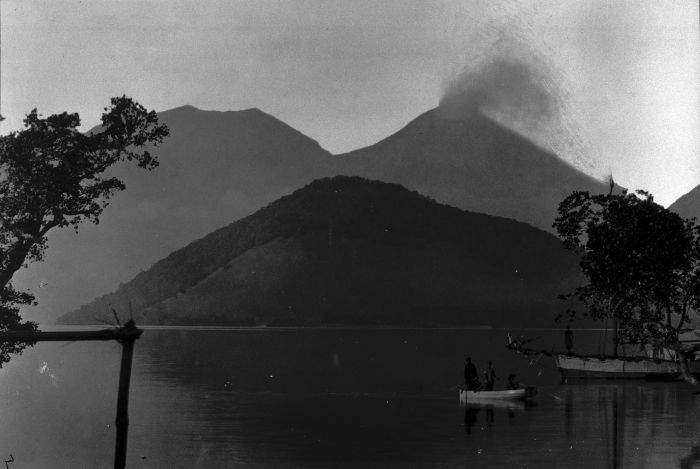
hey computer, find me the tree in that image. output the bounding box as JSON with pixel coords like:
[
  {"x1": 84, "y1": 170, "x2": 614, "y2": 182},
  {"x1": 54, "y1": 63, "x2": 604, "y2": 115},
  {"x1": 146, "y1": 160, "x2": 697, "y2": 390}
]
[
  {"x1": 553, "y1": 188, "x2": 700, "y2": 358},
  {"x1": 0, "y1": 96, "x2": 169, "y2": 364}
]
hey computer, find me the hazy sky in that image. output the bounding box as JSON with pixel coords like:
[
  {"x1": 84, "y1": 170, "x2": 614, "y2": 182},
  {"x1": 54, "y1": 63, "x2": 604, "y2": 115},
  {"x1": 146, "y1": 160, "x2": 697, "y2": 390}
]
[{"x1": 1, "y1": 0, "x2": 697, "y2": 205}]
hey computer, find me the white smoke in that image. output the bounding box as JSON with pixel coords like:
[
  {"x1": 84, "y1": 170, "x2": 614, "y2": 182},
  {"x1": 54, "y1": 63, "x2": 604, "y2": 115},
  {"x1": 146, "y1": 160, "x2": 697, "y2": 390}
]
[
  {"x1": 439, "y1": 56, "x2": 561, "y2": 133},
  {"x1": 438, "y1": 31, "x2": 600, "y2": 177}
]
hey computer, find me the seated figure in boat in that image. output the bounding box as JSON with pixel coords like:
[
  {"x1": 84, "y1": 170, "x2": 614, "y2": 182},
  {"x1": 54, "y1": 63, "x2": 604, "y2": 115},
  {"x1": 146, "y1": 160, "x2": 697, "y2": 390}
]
[{"x1": 507, "y1": 374, "x2": 521, "y2": 390}]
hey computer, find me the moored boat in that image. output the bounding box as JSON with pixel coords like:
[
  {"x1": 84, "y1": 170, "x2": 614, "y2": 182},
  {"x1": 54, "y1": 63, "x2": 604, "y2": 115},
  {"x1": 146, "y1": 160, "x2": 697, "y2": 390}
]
[
  {"x1": 508, "y1": 328, "x2": 700, "y2": 380},
  {"x1": 556, "y1": 353, "x2": 700, "y2": 380}
]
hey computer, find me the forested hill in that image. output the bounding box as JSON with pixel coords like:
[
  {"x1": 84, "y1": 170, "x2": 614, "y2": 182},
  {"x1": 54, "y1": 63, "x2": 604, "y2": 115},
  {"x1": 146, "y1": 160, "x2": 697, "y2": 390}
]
[{"x1": 59, "y1": 176, "x2": 582, "y2": 327}]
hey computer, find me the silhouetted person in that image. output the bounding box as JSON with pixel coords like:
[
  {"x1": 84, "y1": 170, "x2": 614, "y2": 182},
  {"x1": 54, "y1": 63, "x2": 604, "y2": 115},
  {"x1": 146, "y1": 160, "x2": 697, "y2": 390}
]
[
  {"x1": 484, "y1": 361, "x2": 496, "y2": 391},
  {"x1": 464, "y1": 357, "x2": 479, "y2": 390},
  {"x1": 565, "y1": 325, "x2": 573, "y2": 352},
  {"x1": 507, "y1": 373, "x2": 520, "y2": 390}
]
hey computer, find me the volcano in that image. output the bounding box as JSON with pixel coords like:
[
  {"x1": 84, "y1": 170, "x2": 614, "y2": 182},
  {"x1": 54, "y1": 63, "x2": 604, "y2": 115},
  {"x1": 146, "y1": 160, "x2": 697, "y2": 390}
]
[{"x1": 335, "y1": 108, "x2": 612, "y2": 232}]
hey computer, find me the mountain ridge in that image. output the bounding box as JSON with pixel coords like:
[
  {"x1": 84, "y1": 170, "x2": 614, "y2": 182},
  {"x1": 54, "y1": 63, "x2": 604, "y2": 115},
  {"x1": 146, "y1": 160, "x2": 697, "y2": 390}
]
[
  {"x1": 334, "y1": 108, "x2": 613, "y2": 232},
  {"x1": 14, "y1": 103, "x2": 608, "y2": 323},
  {"x1": 14, "y1": 104, "x2": 335, "y2": 323},
  {"x1": 58, "y1": 176, "x2": 583, "y2": 327},
  {"x1": 669, "y1": 185, "x2": 700, "y2": 221}
]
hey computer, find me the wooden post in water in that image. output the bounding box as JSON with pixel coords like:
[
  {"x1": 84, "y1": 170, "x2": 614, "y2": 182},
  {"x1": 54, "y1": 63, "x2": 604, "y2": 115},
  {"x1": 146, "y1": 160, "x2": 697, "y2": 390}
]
[
  {"x1": 0, "y1": 322, "x2": 143, "y2": 469},
  {"x1": 114, "y1": 321, "x2": 141, "y2": 469}
]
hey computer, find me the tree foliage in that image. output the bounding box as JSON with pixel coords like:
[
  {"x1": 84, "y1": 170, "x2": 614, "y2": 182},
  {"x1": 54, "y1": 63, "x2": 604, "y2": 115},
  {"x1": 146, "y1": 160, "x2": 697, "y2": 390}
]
[
  {"x1": 0, "y1": 96, "x2": 169, "y2": 364},
  {"x1": 554, "y1": 188, "x2": 700, "y2": 349}
]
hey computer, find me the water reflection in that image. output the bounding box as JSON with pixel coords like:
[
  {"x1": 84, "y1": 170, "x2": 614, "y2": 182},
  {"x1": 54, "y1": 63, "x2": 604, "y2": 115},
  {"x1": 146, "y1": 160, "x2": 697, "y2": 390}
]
[
  {"x1": 0, "y1": 329, "x2": 697, "y2": 467},
  {"x1": 456, "y1": 380, "x2": 698, "y2": 467},
  {"x1": 132, "y1": 330, "x2": 698, "y2": 467},
  {"x1": 462, "y1": 400, "x2": 533, "y2": 435},
  {"x1": 463, "y1": 406, "x2": 479, "y2": 434},
  {"x1": 565, "y1": 389, "x2": 573, "y2": 439},
  {"x1": 680, "y1": 445, "x2": 700, "y2": 469},
  {"x1": 557, "y1": 382, "x2": 700, "y2": 469}
]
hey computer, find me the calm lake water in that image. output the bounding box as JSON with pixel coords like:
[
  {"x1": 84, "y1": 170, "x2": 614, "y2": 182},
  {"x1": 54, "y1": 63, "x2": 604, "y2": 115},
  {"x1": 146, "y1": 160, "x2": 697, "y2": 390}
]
[{"x1": 0, "y1": 328, "x2": 697, "y2": 468}]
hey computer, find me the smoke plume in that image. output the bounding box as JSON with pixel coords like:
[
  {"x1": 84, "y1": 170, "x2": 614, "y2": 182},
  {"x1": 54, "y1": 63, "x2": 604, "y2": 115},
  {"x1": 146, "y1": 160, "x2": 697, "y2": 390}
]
[
  {"x1": 438, "y1": 31, "x2": 598, "y2": 176},
  {"x1": 438, "y1": 30, "x2": 564, "y2": 132}
]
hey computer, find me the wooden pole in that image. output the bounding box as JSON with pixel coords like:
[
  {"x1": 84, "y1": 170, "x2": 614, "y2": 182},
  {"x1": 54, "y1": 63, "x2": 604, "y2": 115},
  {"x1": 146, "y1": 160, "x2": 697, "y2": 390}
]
[
  {"x1": 0, "y1": 328, "x2": 142, "y2": 342},
  {"x1": 0, "y1": 322, "x2": 144, "y2": 468},
  {"x1": 114, "y1": 321, "x2": 140, "y2": 469}
]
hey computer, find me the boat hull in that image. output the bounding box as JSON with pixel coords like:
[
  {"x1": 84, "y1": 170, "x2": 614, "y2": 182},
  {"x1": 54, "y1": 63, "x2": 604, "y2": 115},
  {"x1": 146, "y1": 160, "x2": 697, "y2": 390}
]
[
  {"x1": 556, "y1": 354, "x2": 700, "y2": 379},
  {"x1": 458, "y1": 388, "x2": 536, "y2": 405}
]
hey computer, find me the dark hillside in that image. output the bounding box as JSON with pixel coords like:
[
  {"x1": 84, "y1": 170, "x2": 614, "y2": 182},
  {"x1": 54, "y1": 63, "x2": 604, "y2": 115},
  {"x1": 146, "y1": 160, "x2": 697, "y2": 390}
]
[{"x1": 59, "y1": 177, "x2": 582, "y2": 327}]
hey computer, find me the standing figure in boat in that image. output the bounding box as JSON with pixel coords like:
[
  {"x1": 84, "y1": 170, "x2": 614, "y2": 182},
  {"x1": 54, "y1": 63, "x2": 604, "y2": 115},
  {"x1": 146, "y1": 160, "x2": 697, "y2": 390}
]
[
  {"x1": 565, "y1": 326, "x2": 574, "y2": 352},
  {"x1": 483, "y1": 361, "x2": 496, "y2": 390},
  {"x1": 464, "y1": 357, "x2": 480, "y2": 390}
]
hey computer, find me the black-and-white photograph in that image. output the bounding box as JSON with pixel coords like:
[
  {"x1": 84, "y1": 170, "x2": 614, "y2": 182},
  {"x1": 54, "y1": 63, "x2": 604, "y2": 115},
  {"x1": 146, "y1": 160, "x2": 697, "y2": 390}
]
[{"x1": 0, "y1": 1, "x2": 698, "y2": 467}]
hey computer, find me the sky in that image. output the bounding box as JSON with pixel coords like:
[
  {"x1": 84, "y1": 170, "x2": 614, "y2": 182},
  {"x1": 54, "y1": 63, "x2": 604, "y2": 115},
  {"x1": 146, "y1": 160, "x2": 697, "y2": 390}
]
[{"x1": 0, "y1": 0, "x2": 698, "y2": 206}]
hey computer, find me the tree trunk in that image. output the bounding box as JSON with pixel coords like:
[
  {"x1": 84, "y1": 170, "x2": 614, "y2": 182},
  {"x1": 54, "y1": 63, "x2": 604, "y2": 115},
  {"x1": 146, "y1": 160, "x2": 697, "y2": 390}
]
[{"x1": 0, "y1": 241, "x2": 34, "y2": 289}]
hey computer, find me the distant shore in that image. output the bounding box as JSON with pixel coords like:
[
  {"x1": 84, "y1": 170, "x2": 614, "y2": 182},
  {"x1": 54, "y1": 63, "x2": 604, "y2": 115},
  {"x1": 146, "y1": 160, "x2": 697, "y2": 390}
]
[{"x1": 42, "y1": 324, "x2": 616, "y2": 332}]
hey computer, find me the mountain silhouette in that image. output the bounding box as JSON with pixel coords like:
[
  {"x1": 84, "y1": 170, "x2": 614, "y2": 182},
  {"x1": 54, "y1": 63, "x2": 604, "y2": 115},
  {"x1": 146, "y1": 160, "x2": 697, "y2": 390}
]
[
  {"x1": 13, "y1": 106, "x2": 335, "y2": 323},
  {"x1": 13, "y1": 104, "x2": 607, "y2": 324},
  {"x1": 669, "y1": 185, "x2": 700, "y2": 221},
  {"x1": 58, "y1": 177, "x2": 582, "y2": 327},
  {"x1": 335, "y1": 108, "x2": 612, "y2": 232}
]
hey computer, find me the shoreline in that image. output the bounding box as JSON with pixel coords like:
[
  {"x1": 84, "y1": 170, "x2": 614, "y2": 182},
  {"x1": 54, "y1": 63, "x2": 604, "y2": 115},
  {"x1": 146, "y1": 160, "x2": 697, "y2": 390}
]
[{"x1": 41, "y1": 324, "x2": 618, "y2": 332}]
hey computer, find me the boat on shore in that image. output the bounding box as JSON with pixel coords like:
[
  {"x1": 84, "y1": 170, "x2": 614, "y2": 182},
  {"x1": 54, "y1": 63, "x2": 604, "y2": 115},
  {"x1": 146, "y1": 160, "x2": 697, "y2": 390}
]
[{"x1": 458, "y1": 387, "x2": 537, "y2": 405}]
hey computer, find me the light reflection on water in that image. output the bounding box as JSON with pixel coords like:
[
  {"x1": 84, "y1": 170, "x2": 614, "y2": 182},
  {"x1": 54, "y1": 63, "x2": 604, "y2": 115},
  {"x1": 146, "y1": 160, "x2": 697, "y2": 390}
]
[{"x1": 0, "y1": 329, "x2": 696, "y2": 467}]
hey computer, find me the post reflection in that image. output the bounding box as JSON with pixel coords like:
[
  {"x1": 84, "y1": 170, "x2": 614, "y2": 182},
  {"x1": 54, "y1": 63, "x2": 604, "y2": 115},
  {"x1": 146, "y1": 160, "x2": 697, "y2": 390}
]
[
  {"x1": 565, "y1": 389, "x2": 573, "y2": 439},
  {"x1": 563, "y1": 384, "x2": 682, "y2": 469}
]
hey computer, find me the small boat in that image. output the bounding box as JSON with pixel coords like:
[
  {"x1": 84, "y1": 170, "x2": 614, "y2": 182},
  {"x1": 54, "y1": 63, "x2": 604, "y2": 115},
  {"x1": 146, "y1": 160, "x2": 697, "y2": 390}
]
[
  {"x1": 464, "y1": 399, "x2": 527, "y2": 411},
  {"x1": 459, "y1": 387, "x2": 537, "y2": 405}
]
